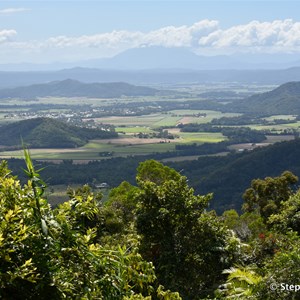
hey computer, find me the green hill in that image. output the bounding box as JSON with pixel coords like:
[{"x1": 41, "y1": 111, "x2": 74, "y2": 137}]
[
  {"x1": 172, "y1": 138, "x2": 300, "y2": 212},
  {"x1": 0, "y1": 118, "x2": 117, "y2": 148},
  {"x1": 0, "y1": 79, "x2": 159, "y2": 99},
  {"x1": 230, "y1": 81, "x2": 300, "y2": 115}
]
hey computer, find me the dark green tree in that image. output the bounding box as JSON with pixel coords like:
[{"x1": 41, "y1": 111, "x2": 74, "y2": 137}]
[
  {"x1": 242, "y1": 171, "x2": 298, "y2": 222},
  {"x1": 268, "y1": 190, "x2": 300, "y2": 233},
  {"x1": 135, "y1": 160, "x2": 237, "y2": 299}
]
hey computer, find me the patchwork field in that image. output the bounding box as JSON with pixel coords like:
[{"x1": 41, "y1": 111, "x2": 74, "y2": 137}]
[
  {"x1": 0, "y1": 129, "x2": 226, "y2": 160},
  {"x1": 247, "y1": 121, "x2": 300, "y2": 133},
  {"x1": 94, "y1": 110, "x2": 242, "y2": 128},
  {"x1": 0, "y1": 98, "x2": 298, "y2": 162}
]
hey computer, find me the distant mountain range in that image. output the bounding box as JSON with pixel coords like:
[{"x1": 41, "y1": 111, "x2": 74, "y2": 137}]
[
  {"x1": 0, "y1": 47, "x2": 300, "y2": 88},
  {"x1": 0, "y1": 118, "x2": 117, "y2": 148},
  {"x1": 1, "y1": 47, "x2": 300, "y2": 71},
  {"x1": 0, "y1": 79, "x2": 159, "y2": 99},
  {"x1": 230, "y1": 81, "x2": 300, "y2": 115},
  {"x1": 85, "y1": 47, "x2": 300, "y2": 70},
  {"x1": 2, "y1": 67, "x2": 300, "y2": 88}
]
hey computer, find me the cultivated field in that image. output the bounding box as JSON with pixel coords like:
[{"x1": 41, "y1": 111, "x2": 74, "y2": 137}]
[
  {"x1": 0, "y1": 131, "x2": 226, "y2": 161},
  {"x1": 0, "y1": 85, "x2": 298, "y2": 162}
]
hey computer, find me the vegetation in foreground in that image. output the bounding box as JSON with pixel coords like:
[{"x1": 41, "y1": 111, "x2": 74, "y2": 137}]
[{"x1": 1, "y1": 152, "x2": 300, "y2": 299}]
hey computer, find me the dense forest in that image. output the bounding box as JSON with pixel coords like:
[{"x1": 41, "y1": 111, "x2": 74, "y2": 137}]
[
  {"x1": 228, "y1": 81, "x2": 300, "y2": 115},
  {"x1": 1, "y1": 154, "x2": 300, "y2": 299}
]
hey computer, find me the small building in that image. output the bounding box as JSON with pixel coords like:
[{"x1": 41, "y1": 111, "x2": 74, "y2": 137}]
[{"x1": 95, "y1": 182, "x2": 110, "y2": 189}]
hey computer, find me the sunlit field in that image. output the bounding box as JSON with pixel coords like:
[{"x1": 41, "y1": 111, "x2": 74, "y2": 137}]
[{"x1": 0, "y1": 129, "x2": 226, "y2": 160}]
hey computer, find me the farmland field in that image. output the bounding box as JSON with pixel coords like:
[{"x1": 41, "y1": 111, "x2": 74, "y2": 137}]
[
  {"x1": 0, "y1": 85, "x2": 299, "y2": 162},
  {"x1": 0, "y1": 129, "x2": 226, "y2": 160},
  {"x1": 247, "y1": 121, "x2": 300, "y2": 133},
  {"x1": 93, "y1": 110, "x2": 242, "y2": 128}
]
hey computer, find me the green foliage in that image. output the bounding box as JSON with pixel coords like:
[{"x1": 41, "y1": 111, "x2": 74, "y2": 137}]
[
  {"x1": 137, "y1": 159, "x2": 181, "y2": 186},
  {"x1": 243, "y1": 171, "x2": 298, "y2": 222},
  {"x1": 222, "y1": 210, "x2": 266, "y2": 242},
  {"x1": 0, "y1": 160, "x2": 56, "y2": 298},
  {"x1": 258, "y1": 235, "x2": 300, "y2": 300},
  {"x1": 216, "y1": 265, "x2": 262, "y2": 299},
  {"x1": 216, "y1": 171, "x2": 300, "y2": 300},
  {"x1": 106, "y1": 181, "x2": 141, "y2": 224},
  {"x1": 135, "y1": 160, "x2": 237, "y2": 299},
  {"x1": 5, "y1": 152, "x2": 300, "y2": 299},
  {"x1": 0, "y1": 156, "x2": 161, "y2": 299},
  {"x1": 268, "y1": 190, "x2": 300, "y2": 233}
]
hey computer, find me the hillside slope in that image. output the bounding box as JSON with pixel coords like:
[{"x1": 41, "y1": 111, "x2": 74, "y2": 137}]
[
  {"x1": 0, "y1": 79, "x2": 158, "y2": 99},
  {"x1": 230, "y1": 81, "x2": 300, "y2": 115},
  {"x1": 174, "y1": 138, "x2": 300, "y2": 212},
  {"x1": 0, "y1": 118, "x2": 117, "y2": 148}
]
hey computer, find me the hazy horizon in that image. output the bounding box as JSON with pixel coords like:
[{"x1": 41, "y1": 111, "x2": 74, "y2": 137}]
[{"x1": 0, "y1": 0, "x2": 300, "y2": 70}]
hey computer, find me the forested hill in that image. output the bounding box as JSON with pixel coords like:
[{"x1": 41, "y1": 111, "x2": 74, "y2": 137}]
[
  {"x1": 0, "y1": 79, "x2": 159, "y2": 99},
  {"x1": 0, "y1": 118, "x2": 117, "y2": 148},
  {"x1": 229, "y1": 81, "x2": 300, "y2": 115},
  {"x1": 174, "y1": 137, "x2": 300, "y2": 212}
]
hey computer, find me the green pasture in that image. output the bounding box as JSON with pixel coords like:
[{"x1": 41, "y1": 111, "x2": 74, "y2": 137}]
[
  {"x1": 152, "y1": 116, "x2": 182, "y2": 127},
  {"x1": 97, "y1": 110, "x2": 241, "y2": 129},
  {"x1": 248, "y1": 121, "x2": 300, "y2": 132},
  {"x1": 115, "y1": 126, "x2": 154, "y2": 134},
  {"x1": 0, "y1": 144, "x2": 175, "y2": 160},
  {"x1": 169, "y1": 110, "x2": 240, "y2": 117},
  {"x1": 168, "y1": 110, "x2": 242, "y2": 125},
  {"x1": 97, "y1": 114, "x2": 182, "y2": 128},
  {"x1": 0, "y1": 129, "x2": 225, "y2": 160},
  {"x1": 263, "y1": 115, "x2": 297, "y2": 121},
  {"x1": 177, "y1": 132, "x2": 226, "y2": 143},
  {"x1": 95, "y1": 114, "x2": 166, "y2": 127}
]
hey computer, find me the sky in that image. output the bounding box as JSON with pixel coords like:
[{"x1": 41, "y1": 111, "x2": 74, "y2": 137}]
[{"x1": 0, "y1": 1, "x2": 300, "y2": 64}]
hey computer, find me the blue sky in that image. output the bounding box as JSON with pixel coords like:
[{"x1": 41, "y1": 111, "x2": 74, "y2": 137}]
[{"x1": 1, "y1": 1, "x2": 300, "y2": 63}]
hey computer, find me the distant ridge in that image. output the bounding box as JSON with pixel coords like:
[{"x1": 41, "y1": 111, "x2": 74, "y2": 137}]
[
  {"x1": 0, "y1": 118, "x2": 117, "y2": 148},
  {"x1": 90, "y1": 46, "x2": 237, "y2": 70},
  {"x1": 2, "y1": 67, "x2": 300, "y2": 88},
  {"x1": 2, "y1": 46, "x2": 300, "y2": 71},
  {"x1": 230, "y1": 81, "x2": 300, "y2": 115},
  {"x1": 0, "y1": 79, "x2": 159, "y2": 99}
]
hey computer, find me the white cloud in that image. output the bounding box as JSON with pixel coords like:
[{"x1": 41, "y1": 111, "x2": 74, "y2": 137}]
[
  {"x1": 143, "y1": 20, "x2": 219, "y2": 47},
  {"x1": 38, "y1": 19, "x2": 300, "y2": 54},
  {"x1": 45, "y1": 30, "x2": 144, "y2": 49},
  {"x1": 2, "y1": 19, "x2": 300, "y2": 63},
  {"x1": 41, "y1": 19, "x2": 218, "y2": 51},
  {"x1": 0, "y1": 8, "x2": 30, "y2": 14},
  {"x1": 198, "y1": 19, "x2": 300, "y2": 52},
  {"x1": 0, "y1": 29, "x2": 17, "y2": 43}
]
